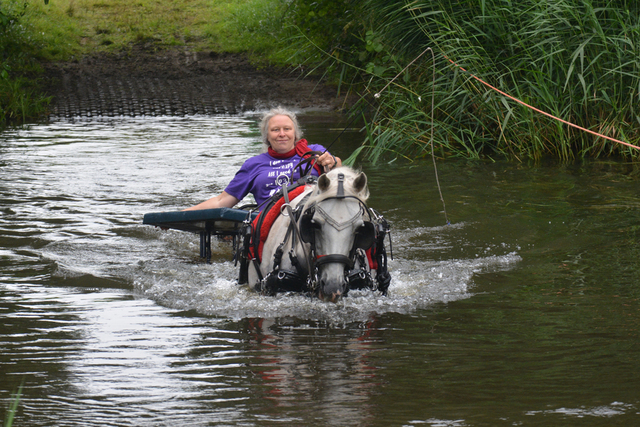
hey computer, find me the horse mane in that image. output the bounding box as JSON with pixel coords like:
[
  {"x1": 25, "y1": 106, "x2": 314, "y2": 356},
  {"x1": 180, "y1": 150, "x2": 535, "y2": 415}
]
[{"x1": 304, "y1": 166, "x2": 370, "y2": 207}]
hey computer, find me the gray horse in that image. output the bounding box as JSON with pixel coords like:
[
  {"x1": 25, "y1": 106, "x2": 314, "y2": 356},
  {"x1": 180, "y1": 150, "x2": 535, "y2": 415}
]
[{"x1": 247, "y1": 167, "x2": 389, "y2": 302}]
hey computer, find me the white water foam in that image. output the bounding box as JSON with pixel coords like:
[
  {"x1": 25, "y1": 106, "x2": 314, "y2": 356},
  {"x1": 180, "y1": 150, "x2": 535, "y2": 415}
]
[{"x1": 133, "y1": 225, "x2": 521, "y2": 323}]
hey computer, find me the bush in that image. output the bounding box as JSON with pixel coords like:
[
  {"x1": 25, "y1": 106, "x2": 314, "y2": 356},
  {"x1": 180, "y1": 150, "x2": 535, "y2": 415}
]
[
  {"x1": 1, "y1": 0, "x2": 50, "y2": 126},
  {"x1": 282, "y1": 0, "x2": 640, "y2": 161}
]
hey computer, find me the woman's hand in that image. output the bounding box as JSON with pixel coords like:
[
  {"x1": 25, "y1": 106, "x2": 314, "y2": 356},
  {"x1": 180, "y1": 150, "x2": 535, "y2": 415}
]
[{"x1": 316, "y1": 152, "x2": 341, "y2": 172}]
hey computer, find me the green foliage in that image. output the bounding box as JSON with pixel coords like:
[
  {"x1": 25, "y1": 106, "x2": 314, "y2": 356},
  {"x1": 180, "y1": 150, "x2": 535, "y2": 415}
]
[
  {"x1": 3, "y1": 0, "x2": 639, "y2": 163},
  {"x1": 0, "y1": 70, "x2": 51, "y2": 125},
  {"x1": 1, "y1": 0, "x2": 51, "y2": 126},
  {"x1": 283, "y1": 0, "x2": 640, "y2": 161},
  {"x1": 205, "y1": 0, "x2": 290, "y2": 60},
  {"x1": 0, "y1": 1, "x2": 27, "y2": 32},
  {"x1": 398, "y1": 0, "x2": 640, "y2": 160}
]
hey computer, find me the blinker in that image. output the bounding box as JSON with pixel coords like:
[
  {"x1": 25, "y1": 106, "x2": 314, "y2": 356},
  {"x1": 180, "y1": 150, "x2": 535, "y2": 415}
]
[
  {"x1": 299, "y1": 208, "x2": 317, "y2": 243},
  {"x1": 354, "y1": 221, "x2": 376, "y2": 250}
]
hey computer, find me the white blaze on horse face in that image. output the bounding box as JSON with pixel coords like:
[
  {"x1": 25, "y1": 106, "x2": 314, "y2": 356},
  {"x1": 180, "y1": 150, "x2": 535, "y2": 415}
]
[
  {"x1": 313, "y1": 199, "x2": 363, "y2": 254},
  {"x1": 313, "y1": 199, "x2": 364, "y2": 282}
]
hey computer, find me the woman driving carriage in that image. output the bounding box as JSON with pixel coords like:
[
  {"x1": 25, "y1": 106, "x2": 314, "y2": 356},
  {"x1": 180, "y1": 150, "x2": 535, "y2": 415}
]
[{"x1": 186, "y1": 107, "x2": 342, "y2": 211}]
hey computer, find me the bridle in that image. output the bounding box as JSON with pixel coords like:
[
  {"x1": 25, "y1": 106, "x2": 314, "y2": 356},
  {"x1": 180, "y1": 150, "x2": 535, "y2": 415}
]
[
  {"x1": 297, "y1": 173, "x2": 377, "y2": 292},
  {"x1": 300, "y1": 199, "x2": 376, "y2": 290}
]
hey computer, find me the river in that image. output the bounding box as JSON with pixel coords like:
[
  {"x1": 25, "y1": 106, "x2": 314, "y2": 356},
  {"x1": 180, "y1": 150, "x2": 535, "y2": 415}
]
[{"x1": 1, "y1": 112, "x2": 639, "y2": 426}]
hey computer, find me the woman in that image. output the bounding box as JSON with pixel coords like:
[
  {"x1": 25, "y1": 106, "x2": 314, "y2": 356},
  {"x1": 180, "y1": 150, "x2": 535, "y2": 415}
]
[{"x1": 186, "y1": 107, "x2": 341, "y2": 211}]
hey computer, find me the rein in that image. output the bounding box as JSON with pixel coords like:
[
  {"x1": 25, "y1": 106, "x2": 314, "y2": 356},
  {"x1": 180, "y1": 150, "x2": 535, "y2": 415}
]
[{"x1": 279, "y1": 178, "x2": 314, "y2": 281}]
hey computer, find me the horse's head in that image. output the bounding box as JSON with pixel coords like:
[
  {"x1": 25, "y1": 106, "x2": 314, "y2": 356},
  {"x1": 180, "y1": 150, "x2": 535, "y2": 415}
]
[{"x1": 299, "y1": 168, "x2": 376, "y2": 302}]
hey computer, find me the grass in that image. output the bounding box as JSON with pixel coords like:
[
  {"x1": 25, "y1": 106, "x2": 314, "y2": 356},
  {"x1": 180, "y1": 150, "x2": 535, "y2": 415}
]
[
  {"x1": 3, "y1": 381, "x2": 23, "y2": 427},
  {"x1": 21, "y1": 0, "x2": 287, "y2": 61},
  {"x1": 1, "y1": 0, "x2": 287, "y2": 126},
  {"x1": 0, "y1": 72, "x2": 51, "y2": 123}
]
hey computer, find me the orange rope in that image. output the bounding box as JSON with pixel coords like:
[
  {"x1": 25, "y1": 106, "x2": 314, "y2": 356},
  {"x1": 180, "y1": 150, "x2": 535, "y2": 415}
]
[{"x1": 445, "y1": 56, "x2": 640, "y2": 152}]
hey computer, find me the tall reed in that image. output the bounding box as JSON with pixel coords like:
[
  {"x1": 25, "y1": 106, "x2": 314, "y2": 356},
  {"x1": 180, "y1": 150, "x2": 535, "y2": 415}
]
[
  {"x1": 290, "y1": 0, "x2": 640, "y2": 161},
  {"x1": 3, "y1": 381, "x2": 23, "y2": 427}
]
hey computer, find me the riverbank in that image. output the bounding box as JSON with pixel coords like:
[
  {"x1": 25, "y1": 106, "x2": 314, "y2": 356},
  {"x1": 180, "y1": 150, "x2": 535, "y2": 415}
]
[
  {"x1": 42, "y1": 44, "x2": 352, "y2": 118},
  {"x1": 5, "y1": 0, "x2": 352, "y2": 123}
]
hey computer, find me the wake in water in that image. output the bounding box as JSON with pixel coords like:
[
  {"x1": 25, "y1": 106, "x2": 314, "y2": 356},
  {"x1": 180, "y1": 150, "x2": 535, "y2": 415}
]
[{"x1": 133, "y1": 223, "x2": 521, "y2": 323}]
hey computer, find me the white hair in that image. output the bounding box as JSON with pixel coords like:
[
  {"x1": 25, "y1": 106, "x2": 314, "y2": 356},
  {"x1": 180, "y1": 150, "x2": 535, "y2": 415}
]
[{"x1": 259, "y1": 106, "x2": 303, "y2": 146}]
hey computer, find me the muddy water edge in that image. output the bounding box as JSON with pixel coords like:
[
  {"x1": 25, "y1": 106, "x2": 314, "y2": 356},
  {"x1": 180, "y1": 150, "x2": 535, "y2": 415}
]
[{"x1": 1, "y1": 112, "x2": 639, "y2": 426}]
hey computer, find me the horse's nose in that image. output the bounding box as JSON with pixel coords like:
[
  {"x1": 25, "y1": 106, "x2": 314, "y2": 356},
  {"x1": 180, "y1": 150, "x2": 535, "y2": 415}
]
[
  {"x1": 320, "y1": 289, "x2": 342, "y2": 303},
  {"x1": 318, "y1": 279, "x2": 346, "y2": 302}
]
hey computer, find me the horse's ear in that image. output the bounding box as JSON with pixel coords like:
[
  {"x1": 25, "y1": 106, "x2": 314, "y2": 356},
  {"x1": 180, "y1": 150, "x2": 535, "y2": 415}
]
[
  {"x1": 318, "y1": 174, "x2": 330, "y2": 192},
  {"x1": 353, "y1": 172, "x2": 367, "y2": 193}
]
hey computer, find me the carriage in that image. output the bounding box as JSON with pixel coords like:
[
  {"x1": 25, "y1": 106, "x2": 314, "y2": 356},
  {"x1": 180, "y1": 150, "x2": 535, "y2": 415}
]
[{"x1": 143, "y1": 167, "x2": 391, "y2": 302}]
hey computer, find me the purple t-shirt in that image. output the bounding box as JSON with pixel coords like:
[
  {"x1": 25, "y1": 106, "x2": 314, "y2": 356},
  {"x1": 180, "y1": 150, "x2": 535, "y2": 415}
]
[{"x1": 224, "y1": 143, "x2": 326, "y2": 207}]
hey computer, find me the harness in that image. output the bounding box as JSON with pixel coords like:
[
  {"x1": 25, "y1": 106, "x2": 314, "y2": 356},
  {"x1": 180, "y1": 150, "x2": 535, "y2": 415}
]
[
  {"x1": 237, "y1": 172, "x2": 392, "y2": 296},
  {"x1": 236, "y1": 175, "x2": 315, "y2": 289}
]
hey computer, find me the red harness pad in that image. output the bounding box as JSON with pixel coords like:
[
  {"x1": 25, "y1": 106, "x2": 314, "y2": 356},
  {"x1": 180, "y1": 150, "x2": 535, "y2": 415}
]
[
  {"x1": 250, "y1": 186, "x2": 308, "y2": 262},
  {"x1": 366, "y1": 248, "x2": 378, "y2": 270}
]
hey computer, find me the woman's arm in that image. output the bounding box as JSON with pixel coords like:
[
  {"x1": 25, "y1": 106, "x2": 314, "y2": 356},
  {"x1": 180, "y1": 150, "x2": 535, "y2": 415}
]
[{"x1": 184, "y1": 191, "x2": 240, "y2": 211}]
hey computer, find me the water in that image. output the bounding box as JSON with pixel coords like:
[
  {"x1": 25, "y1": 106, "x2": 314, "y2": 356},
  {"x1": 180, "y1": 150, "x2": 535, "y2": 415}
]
[{"x1": 1, "y1": 113, "x2": 639, "y2": 426}]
